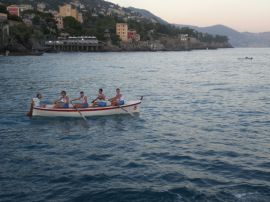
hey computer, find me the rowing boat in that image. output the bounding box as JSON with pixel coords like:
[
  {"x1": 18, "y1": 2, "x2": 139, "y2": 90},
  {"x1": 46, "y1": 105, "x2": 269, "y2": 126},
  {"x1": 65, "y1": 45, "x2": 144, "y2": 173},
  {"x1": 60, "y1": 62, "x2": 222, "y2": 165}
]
[{"x1": 32, "y1": 100, "x2": 142, "y2": 117}]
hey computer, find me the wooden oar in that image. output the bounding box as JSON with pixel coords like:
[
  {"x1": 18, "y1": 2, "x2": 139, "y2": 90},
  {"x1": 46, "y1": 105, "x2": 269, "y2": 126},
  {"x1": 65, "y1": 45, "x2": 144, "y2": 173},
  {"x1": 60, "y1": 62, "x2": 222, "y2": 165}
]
[
  {"x1": 26, "y1": 102, "x2": 34, "y2": 117},
  {"x1": 119, "y1": 105, "x2": 134, "y2": 116},
  {"x1": 70, "y1": 102, "x2": 88, "y2": 122},
  {"x1": 118, "y1": 96, "x2": 143, "y2": 117}
]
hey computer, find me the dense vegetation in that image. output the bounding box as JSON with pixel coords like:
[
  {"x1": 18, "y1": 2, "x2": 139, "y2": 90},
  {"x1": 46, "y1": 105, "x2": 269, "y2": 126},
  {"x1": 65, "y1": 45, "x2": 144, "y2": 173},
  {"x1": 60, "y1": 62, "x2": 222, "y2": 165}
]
[
  {"x1": 2, "y1": 0, "x2": 110, "y2": 10},
  {"x1": 82, "y1": 15, "x2": 229, "y2": 43},
  {"x1": 127, "y1": 19, "x2": 228, "y2": 42},
  {"x1": 63, "y1": 16, "x2": 83, "y2": 35},
  {"x1": 0, "y1": 4, "x2": 8, "y2": 13},
  {"x1": 82, "y1": 13, "x2": 120, "y2": 43},
  {"x1": 3, "y1": 8, "x2": 58, "y2": 51},
  {"x1": 9, "y1": 24, "x2": 32, "y2": 48}
]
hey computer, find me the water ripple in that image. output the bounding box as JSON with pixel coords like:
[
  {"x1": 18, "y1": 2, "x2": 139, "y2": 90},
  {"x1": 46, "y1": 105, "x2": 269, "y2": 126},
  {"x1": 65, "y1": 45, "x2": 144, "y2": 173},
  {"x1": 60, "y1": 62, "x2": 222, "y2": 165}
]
[{"x1": 1, "y1": 49, "x2": 270, "y2": 201}]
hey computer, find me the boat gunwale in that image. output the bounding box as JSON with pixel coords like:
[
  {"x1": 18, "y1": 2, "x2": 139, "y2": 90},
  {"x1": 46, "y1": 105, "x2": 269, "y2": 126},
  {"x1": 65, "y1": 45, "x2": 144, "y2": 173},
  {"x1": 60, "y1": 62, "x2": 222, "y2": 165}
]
[{"x1": 33, "y1": 101, "x2": 141, "y2": 113}]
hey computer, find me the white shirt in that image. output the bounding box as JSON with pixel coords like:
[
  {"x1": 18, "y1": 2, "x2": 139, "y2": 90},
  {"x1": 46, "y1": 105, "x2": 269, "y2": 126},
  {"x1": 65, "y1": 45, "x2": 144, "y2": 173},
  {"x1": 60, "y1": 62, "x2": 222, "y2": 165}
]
[{"x1": 33, "y1": 98, "x2": 40, "y2": 107}]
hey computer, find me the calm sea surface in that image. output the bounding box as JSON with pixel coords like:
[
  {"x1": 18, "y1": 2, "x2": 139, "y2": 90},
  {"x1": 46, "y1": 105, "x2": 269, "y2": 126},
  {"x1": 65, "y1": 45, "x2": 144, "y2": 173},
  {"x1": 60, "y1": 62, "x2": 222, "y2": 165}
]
[{"x1": 0, "y1": 48, "x2": 270, "y2": 202}]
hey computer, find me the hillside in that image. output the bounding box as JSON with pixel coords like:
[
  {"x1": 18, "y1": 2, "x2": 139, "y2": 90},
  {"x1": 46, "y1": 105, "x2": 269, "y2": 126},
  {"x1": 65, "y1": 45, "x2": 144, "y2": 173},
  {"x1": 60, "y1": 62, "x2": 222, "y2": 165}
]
[
  {"x1": 177, "y1": 24, "x2": 270, "y2": 47},
  {"x1": 128, "y1": 7, "x2": 168, "y2": 24},
  {"x1": 1, "y1": 0, "x2": 232, "y2": 53},
  {"x1": 3, "y1": 0, "x2": 109, "y2": 10},
  {"x1": 4, "y1": 0, "x2": 270, "y2": 48}
]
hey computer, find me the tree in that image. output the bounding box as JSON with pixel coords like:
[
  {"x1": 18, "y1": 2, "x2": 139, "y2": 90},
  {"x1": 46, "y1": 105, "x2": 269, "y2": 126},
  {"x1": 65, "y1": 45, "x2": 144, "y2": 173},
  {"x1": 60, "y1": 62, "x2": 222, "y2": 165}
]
[
  {"x1": 0, "y1": 4, "x2": 7, "y2": 13},
  {"x1": 63, "y1": 16, "x2": 82, "y2": 36},
  {"x1": 7, "y1": 14, "x2": 22, "y2": 22},
  {"x1": 179, "y1": 27, "x2": 196, "y2": 37},
  {"x1": 214, "y1": 35, "x2": 228, "y2": 43},
  {"x1": 10, "y1": 24, "x2": 32, "y2": 47},
  {"x1": 32, "y1": 16, "x2": 41, "y2": 25}
]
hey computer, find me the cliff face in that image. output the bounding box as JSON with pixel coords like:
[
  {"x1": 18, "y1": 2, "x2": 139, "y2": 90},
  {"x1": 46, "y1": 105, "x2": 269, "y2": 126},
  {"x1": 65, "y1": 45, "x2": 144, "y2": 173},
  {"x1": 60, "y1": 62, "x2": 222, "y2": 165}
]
[
  {"x1": 6, "y1": 37, "x2": 44, "y2": 52},
  {"x1": 1, "y1": 21, "x2": 44, "y2": 53},
  {"x1": 0, "y1": 7, "x2": 59, "y2": 55}
]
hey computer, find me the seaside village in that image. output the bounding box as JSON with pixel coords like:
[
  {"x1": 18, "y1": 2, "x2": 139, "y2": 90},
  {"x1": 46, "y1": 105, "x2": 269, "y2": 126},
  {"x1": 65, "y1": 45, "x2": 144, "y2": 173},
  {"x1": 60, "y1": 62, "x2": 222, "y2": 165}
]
[
  {"x1": 0, "y1": 0, "x2": 194, "y2": 53},
  {"x1": 0, "y1": 0, "x2": 155, "y2": 52}
]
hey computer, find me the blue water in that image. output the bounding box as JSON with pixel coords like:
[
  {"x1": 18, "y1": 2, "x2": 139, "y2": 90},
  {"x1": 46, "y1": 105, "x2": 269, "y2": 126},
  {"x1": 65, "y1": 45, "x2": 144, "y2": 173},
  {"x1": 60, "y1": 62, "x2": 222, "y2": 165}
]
[{"x1": 0, "y1": 48, "x2": 270, "y2": 202}]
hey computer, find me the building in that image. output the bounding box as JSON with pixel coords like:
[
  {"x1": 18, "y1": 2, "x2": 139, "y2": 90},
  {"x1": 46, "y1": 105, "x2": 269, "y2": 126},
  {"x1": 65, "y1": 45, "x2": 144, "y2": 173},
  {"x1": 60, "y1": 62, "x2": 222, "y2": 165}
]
[
  {"x1": 71, "y1": 0, "x2": 85, "y2": 10},
  {"x1": 7, "y1": 5, "x2": 20, "y2": 16},
  {"x1": 0, "y1": 13, "x2": 7, "y2": 22},
  {"x1": 117, "y1": 23, "x2": 140, "y2": 42},
  {"x1": 54, "y1": 14, "x2": 63, "y2": 29},
  {"x1": 104, "y1": 29, "x2": 110, "y2": 39},
  {"x1": 59, "y1": 4, "x2": 83, "y2": 23},
  {"x1": 128, "y1": 30, "x2": 140, "y2": 42},
  {"x1": 180, "y1": 34, "x2": 188, "y2": 41},
  {"x1": 45, "y1": 36, "x2": 103, "y2": 52},
  {"x1": 37, "y1": 3, "x2": 46, "y2": 12},
  {"x1": 18, "y1": 4, "x2": 33, "y2": 12},
  {"x1": 71, "y1": 0, "x2": 80, "y2": 8},
  {"x1": 7, "y1": 4, "x2": 33, "y2": 17},
  {"x1": 128, "y1": 30, "x2": 136, "y2": 41},
  {"x1": 78, "y1": 13, "x2": 83, "y2": 23},
  {"x1": 135, "y1": 34, "x2": 140, "y2": 42},
  {"x1": 116, "y1": 23, "x2": 128, "y2": 42},
  {"x1": 22, "y1": 18, "x2": 32, "y2": 27},
  {"x1": 111, "y1": 8, "x2": 125, "y2": 16}
]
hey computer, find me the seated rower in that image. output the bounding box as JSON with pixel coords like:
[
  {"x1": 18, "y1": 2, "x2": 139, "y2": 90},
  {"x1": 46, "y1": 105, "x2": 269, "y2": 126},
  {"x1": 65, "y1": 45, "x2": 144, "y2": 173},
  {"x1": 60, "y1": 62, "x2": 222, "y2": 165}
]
[
  {"x1": 70, "y1": 91, "x2": 89, "y2": 108},
  {"x1": 54, "y1": 90, "x2": 69, "y2": 108},
  {"x1": 109, "y1": 88, "x2": 125, "y2": 106},
  {"x1": 27, "y1": 93, "x2": 43, "y2": 117},
  {"x1": 92, "y1": 88, "x2": 108, "y2": 107}
]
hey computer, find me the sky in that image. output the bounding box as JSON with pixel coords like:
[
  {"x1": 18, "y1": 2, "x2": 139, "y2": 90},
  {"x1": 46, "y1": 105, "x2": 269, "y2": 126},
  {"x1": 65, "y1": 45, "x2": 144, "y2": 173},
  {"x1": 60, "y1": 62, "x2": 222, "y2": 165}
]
[{"x1": 108, "y1": 0, "x2": 270, "y2": 32}]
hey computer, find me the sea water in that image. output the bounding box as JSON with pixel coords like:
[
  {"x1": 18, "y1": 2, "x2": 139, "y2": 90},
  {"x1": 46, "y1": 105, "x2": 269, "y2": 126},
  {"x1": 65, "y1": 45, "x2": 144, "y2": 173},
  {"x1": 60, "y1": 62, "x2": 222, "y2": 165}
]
[{"x1": 0, "y1": 48, "x2": 270, "y2": 201}]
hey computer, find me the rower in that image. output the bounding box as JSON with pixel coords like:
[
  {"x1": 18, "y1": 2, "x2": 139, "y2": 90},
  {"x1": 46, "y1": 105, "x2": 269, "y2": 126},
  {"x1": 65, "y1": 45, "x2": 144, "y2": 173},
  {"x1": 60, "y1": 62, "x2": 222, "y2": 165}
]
[
  {"x1": 27, "y1": 93, "x2": 43, "y2": 117},
  {"x1": 71, "y1": 91, "x2": 89, "y2": 108},
  {"x1": 33, "y1": 93, "x2": 42, "y2": 107},
  {"x1": 92, "y1": 88, "x2": 107, "y2": 107},
  {"x1": 109, "y1": 88, "x2": 125, "y2": 106},
  {"x1": 54, "y1": 90, "x2": 70, "y2": 108}
]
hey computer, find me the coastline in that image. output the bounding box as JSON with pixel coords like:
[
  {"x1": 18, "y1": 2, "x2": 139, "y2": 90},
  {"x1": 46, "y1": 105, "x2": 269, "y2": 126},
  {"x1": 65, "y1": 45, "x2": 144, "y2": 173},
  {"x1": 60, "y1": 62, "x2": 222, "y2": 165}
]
[
  {"x1": 0, "y1": 42, "x2": 233, "y2": 56},
  {"x1": 0, "y1": 48, "x2": 232, "y2": 56}
]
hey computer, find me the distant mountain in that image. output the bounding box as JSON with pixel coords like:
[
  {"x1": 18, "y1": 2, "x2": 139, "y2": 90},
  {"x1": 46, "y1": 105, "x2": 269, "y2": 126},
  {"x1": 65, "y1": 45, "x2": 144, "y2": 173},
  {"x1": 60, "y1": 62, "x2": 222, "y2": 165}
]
[
  {"x1": 128, "y1": 7, "x2": 168, "y2": 24},
  {"x1": 176, "y1": 24, "x2": 270, "y2": 47},
  {"x1": 126, "y1": 8, "x2": 270, "y2": 47}
]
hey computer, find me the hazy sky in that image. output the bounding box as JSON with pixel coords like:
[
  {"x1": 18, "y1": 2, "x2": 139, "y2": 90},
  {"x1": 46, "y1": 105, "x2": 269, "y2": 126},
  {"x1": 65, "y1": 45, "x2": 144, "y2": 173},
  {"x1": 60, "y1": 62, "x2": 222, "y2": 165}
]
[{"x1": 109, "y1": 0, "x2": 270, "y2": 32}]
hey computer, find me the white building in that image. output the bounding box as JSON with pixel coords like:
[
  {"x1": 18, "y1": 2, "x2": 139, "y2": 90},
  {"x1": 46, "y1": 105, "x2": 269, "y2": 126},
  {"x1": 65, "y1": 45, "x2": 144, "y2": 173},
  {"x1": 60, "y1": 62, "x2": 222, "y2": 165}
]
[
  {"x1": 18, "y1": 4, "x2": 33, "y2": 12},
  {"x1": 37, "y1": 3, "x2": 46, "y2": 12}
]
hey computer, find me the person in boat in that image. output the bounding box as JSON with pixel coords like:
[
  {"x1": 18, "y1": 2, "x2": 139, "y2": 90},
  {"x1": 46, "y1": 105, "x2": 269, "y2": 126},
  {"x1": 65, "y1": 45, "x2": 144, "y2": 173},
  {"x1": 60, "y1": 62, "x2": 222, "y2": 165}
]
[
  {"x1": 92, "y1": 88, "x2": 107, "y2": 107},
  {"x1": 54, "y1": 90, "x2": 69, "y2": 108},
  {"x1": 70, "y1": 91, "x2": 89, "y2": 108},
  {"x1": 27, "y1": 93, "x2": 43, "y2": 117},
  {"x1": 109, "y1": 88, "x2": 125, "y2": 106}
]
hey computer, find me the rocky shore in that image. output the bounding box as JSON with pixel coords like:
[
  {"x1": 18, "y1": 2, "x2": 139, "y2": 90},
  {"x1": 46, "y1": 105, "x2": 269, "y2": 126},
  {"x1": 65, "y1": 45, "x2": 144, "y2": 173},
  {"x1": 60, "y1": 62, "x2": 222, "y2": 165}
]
[
  {"x1": 101, "y1": 35, "x2": 233, "y2": 52},
  {"x1": 1, "y1": 38, "x2": 232, "y2": 55},
  {"x1": 114, "y1": 39, "x2": 232, "y2": 52}
]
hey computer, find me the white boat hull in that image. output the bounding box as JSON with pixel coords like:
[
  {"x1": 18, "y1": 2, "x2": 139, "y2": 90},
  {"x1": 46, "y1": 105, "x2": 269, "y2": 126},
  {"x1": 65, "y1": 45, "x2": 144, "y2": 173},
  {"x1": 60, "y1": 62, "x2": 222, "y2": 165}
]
[{"x1": 32, "y1": 100, "x2": 141, "y2": 117}]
